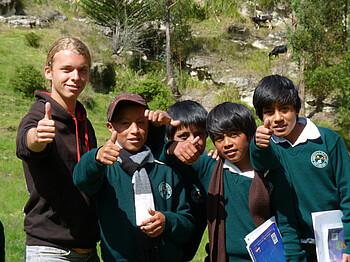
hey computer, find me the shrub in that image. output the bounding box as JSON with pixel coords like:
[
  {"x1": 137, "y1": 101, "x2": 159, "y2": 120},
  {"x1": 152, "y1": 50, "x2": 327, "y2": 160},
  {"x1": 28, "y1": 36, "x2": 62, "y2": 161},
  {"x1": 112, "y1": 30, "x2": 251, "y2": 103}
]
[
  {"x1": 24, "y1": 32, "x2": 41, "y2": 48},
  {"x1": 79, "y1": 83, "x2": 95, "y2": 109},
  {"x1": 127, "y1": 78, "x2": 176, "y2": 111},
  {"x1": 9, "y1": 64, "x2": 47, "y2": 97}
]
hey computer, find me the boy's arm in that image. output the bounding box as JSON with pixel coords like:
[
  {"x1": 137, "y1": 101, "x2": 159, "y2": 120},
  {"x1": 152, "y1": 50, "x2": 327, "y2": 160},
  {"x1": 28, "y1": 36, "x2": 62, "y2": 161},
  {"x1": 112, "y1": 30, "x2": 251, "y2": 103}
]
[
  {"x1": 73, "y1": 131, "x2": 120, "y2": 196},
  {"x1": 331, "y1": 136, "x2": 350, "y2": 256},
  {"x1": 249, "y1": 136, "x2": 281, "y2": 171},
  {"x1": 73, "y1": 148, "x2": 107, "y2": 196},
  {"x1": 268, "y1": 168, "x2": 307, "y2": 262},
  {"x1": 144, "y1": 109, "x2": 180, "y2": 159}
]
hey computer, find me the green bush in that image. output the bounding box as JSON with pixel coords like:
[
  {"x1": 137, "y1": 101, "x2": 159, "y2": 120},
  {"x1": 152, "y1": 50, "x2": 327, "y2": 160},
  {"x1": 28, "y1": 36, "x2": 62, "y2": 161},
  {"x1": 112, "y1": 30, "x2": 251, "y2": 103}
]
[
  {"x1": 127, "y1": 78, "x2": 176, "y2": 111},
  {"x1": 9, "y1": 64, "x2": 47, "y2": 97},
  {"x1": 79, "y1": 83, "x2": 95, "y2": 109},
  {"x1": 24, "y1": 32, "x2": 41, "y2": 48}
]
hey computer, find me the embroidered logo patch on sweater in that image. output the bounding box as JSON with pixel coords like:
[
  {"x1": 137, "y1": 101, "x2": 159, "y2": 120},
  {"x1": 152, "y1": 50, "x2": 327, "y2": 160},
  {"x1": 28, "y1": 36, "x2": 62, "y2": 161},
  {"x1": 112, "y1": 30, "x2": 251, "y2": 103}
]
[
  {"x1": 158, "y1": 182, "x2": 172, "y2": 200},
  {"x1": 311, "y1": 151, "x2": 329, "y2": 168}
]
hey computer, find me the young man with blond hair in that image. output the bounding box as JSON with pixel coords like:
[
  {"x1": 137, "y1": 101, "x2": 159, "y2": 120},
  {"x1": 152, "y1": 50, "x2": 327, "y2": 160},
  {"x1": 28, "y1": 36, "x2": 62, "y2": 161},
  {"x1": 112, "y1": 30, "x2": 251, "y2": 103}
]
[{"x1": 16, "y1": 37, "x2": 100, "y2": 261}]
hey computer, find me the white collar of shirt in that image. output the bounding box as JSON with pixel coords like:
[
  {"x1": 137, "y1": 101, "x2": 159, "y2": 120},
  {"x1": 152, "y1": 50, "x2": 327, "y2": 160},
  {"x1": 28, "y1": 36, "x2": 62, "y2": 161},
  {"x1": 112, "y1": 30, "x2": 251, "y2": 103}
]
[
  {"x1": 272, "y1": 117, "x2": 321, "y2": 147},
  {"x1": 223, "y1": 159, "x2": 255, "y2": 179}
]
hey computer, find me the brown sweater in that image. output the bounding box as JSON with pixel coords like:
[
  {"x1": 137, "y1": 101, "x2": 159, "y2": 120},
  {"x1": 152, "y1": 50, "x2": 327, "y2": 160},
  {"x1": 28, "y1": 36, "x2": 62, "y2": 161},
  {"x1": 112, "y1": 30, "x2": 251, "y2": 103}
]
[{"x1": 16, "y1": 91, "x2": 100, "y2": 249}]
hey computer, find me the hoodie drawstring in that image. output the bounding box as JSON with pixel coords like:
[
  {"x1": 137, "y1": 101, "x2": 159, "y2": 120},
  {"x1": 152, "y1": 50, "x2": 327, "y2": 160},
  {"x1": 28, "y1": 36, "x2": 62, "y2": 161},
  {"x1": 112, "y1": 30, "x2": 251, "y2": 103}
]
[{"x1": 73, "y1": 117, "x2": 90, "y2": 162}]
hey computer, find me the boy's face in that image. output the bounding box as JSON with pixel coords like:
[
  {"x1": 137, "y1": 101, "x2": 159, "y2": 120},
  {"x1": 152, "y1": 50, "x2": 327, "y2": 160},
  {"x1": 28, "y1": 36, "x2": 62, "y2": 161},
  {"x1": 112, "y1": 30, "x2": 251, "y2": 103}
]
[
  {"x1": 214, "y1": 131, "x2": 250, "y2": 167},
  {"x1": 172, "y1": 125, "x2": 207, "y2": 155},
  {"x1": 45, "y1": 50, "x2": 89, "y2": 107},
  {"x1": 107, "y1": 104, "x2": 149, "y2": 153},
  {"x1": 262, "y1": 102, "x2": 298, "y2": 141}
]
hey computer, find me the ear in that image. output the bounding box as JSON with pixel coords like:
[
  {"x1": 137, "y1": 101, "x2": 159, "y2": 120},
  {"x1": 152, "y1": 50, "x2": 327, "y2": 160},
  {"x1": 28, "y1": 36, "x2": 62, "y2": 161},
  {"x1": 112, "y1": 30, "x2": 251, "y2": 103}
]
[
  {"x1": 106, "y1": 122, "x2": 115, "y2": 134},
  {"x1": 44, "y1": 66, "x2": 52, "y2": 81}
]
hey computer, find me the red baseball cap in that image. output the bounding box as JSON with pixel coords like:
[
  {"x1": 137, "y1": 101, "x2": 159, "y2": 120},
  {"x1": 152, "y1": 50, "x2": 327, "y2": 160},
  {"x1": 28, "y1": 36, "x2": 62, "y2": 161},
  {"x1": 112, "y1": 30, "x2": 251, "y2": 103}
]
[{"x1": 107, "y1": 93, "x2": 148, "y2": 122}]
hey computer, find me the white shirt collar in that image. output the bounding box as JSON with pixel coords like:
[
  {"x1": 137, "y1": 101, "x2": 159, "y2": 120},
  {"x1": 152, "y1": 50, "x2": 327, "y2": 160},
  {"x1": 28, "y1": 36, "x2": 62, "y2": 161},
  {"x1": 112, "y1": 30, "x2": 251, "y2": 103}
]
[
  {"x1": 223, "y1": 159, "x2": 255, "y2": 178},
  {"x1": 272, "y1": 117, "x2": 320, "y2": 147}
]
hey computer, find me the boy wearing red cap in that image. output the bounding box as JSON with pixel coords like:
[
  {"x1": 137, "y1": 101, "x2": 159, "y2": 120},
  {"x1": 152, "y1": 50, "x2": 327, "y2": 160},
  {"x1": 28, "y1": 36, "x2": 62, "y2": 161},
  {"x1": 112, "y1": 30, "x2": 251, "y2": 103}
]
[{"x1": 73, "y1": 93, "x2": 194, "y2": 262}]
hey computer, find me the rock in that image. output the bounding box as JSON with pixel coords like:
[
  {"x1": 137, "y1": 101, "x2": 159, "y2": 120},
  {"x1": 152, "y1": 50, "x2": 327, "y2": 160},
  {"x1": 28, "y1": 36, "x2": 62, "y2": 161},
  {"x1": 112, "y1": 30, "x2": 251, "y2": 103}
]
[
  {"x1": 0, "y1": 0, "x2": 17, "y2": 16},
  {"x1": 89, "y1": 63, "x2": 116, "y2": 94}
]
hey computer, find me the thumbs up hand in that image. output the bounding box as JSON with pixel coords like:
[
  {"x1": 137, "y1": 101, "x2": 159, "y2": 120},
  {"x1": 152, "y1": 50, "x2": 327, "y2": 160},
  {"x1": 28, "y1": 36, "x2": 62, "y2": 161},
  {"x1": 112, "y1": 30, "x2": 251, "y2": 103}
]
[
  {"x1": 255, "y1": 119, "x2": 273, "y2": 148},
  {"x1": 27, "y1": 102, "x2": 56, "y2": 152},
  {"x1": 96, "y1": 131, "x2": 121, "y2": 165},
  {"x1": 36, "y1": 102, "x2": 56, "y2": 144},
  {"x1": 167, "y1": 136, "x2": 201, "y2": 165}
]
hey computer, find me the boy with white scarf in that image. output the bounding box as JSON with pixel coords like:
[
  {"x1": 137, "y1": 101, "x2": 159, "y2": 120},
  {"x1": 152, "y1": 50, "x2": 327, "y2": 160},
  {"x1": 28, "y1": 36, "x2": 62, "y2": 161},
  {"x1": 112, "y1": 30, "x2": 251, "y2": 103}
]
[{"x1": 73, "y1": 93, "x2": 194, "y2": 262}]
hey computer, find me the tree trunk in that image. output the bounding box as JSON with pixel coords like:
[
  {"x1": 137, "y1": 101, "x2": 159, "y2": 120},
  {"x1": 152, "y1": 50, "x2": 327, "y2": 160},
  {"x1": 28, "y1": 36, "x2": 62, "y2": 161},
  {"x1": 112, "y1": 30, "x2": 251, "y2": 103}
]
[
  {"x1": 165, "y1": 0, "x2": 181, "y2": 98},
  {"x1": 299, "y1": 54, "x2": 306, "y2": 117}
]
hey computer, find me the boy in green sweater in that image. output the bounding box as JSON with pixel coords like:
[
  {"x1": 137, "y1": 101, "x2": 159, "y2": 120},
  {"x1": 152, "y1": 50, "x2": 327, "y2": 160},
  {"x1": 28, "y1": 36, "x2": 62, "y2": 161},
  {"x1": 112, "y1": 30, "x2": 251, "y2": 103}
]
[
  {"x1": 161, "y1": 102, "x2": 305, "y2": 261},
  {"x1": 250, "y1": 74, "x2": 350, "y2": 262},
  {"x1": 73, "y1": 93, "x2": 194, "y2": 262},
  {"x1": 164, "y1": 100, "x2": 208, "y2": 261}
]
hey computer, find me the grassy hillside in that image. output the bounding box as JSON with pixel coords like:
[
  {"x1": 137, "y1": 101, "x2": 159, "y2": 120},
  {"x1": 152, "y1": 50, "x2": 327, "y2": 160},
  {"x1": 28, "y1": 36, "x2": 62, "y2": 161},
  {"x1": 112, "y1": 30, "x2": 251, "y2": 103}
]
[{"x1": 0, "y1": 1, "x2": 348, "y2": 261}]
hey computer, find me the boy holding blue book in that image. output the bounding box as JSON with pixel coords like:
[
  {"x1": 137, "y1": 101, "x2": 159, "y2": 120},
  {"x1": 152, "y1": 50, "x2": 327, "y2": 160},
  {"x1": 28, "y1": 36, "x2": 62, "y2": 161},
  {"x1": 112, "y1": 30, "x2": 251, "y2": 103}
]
[{"x1": 250, "y1": 75, "x2": 350, "y2": 261}]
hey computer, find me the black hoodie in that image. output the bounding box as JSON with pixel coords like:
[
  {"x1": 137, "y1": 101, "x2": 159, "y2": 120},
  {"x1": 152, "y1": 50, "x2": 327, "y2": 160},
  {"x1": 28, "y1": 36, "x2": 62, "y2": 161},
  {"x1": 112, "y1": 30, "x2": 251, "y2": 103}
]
[{"x1": 16, "y1": 91, "x2": 100, "y2": 249}]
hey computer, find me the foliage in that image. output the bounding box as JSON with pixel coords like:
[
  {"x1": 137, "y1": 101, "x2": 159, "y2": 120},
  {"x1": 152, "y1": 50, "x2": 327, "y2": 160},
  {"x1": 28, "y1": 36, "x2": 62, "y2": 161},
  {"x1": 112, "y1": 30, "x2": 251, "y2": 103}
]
[
  {"x1": 334, "y1": 51, "x2": 350, "y2": 136},
  {"x1": 24, "y1": 32, "x2": 41, "y2": 48},
  {"x1": 203, "y1": 0, "x2": 244, "y2": 20},
  {"x1": 79, "y1": 83, "x2": 95, "y2": 109},
  {"x1": 80, "y1": 0, "x2": 154, "y2": 55},
  {"x1": 287, "y1": 0, "x2": 348, "y2": 110},
  {"x1": 9, "y1": 64, "x2": 47, "y2": 97},
  {"x1": 214, "y1": 84, "x2": 241, "y2": 104},
  {"x1": 126, "y1": 78, "x2": 176, "y2": 111}
]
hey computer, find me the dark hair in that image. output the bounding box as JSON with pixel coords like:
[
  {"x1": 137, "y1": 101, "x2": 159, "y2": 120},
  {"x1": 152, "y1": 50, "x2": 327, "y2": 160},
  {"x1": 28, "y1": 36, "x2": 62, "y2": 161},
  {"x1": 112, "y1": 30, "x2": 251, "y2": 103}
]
[
  {"x1": 253, "y1": 75, "x2": 301, "y2": 120},
  {"x1": 165, "y1": 100, "x2": 208, "y2": 139},
  {"x1": 207, "y1": 102, "x2": 256, "y2": 142}
]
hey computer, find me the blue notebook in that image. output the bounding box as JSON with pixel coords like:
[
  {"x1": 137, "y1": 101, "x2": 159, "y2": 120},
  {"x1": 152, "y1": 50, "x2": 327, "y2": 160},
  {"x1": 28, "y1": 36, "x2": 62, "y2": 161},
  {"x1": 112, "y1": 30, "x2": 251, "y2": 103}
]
[{"x1": 245, "y1": 217, "x2": 286, "y2": 262}]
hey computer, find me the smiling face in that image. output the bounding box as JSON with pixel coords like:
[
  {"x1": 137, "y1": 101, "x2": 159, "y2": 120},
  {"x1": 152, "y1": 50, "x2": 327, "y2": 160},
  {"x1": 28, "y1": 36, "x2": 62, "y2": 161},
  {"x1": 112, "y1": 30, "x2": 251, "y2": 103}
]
[
  {"x1": 262, "y1": 102, "x2": 299, "y2": 142},
  {"x1": 213, "y1": 130, "x2": 251, "y2": 171},
  {"x1": 172, "y1": 124, "x2": 207, "y2": 155},
  {"x1": 107, "y1": 103, "x2": 149, "y2": 153},
  {"x1": 45, "y1": 50, "x2": 89, "y2": 110}
]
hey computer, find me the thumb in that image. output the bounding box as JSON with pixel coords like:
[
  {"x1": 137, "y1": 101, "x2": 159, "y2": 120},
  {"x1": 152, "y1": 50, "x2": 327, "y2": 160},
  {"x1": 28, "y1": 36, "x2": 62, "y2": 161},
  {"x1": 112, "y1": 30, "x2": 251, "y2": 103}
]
[
  {"x1": 170, "y1": 119, "x2": 181, "y2": 127},
  {"x1": 191, "y1": 136, "x2": 201, "y2": 146},
  {"x1": 44, "y1": 102, "x2": 52, "y2": 120},
  {"x1": 148, "y1": 208, "x2": 156, "y2": 216},
  {"x1": 110, "y1": 131, "x2": 118, "y2": 144},
  {"x1": 264, "y1": 118, "x2": 271, "y2": 129}
]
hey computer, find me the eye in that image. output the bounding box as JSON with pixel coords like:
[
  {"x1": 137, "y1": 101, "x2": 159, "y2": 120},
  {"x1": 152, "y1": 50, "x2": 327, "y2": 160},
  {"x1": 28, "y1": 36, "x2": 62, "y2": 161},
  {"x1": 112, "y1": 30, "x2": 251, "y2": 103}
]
[
  {"x1": 229, "y1": 132, "x2": 238, "y2": 138},
  {"x1": 214, "y1": 135, "x2": 224, "y2": 142},
  {"x1": 263, "y1": 108, "x2": 273, "y2": 116}
]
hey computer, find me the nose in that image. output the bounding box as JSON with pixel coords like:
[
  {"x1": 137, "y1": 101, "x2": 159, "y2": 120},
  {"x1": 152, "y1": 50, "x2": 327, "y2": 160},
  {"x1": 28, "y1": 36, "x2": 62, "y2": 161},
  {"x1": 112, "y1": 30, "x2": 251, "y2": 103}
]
[
  {"x1": 129, "y1": 122, "x2": 139, "y2": 133},
  {"x1": 70, "y1": 69, "x2": 79, "y2": 81},
  {"x1": 273, "y1": 110, "x2": 283, "y2": 122},
  {"x1": 223, "y1": 136, "x2": 233, "y2": 148}
]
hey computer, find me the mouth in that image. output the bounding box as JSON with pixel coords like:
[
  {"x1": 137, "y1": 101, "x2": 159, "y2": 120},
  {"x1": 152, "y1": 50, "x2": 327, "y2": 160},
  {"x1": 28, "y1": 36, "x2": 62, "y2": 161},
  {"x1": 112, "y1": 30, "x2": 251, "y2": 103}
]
[
  {"x1": 224, "y1": 149, "x2": 237, "y2": 157},
  {"x1": 66, "y1": 85, "x2": 81, "y2": 91},
  {"x1": 128, "y1": 138, "x2": 141, "y2": 144},
  {"x1": 273, "y1": 125, "x2": 287, "y2": 132}
]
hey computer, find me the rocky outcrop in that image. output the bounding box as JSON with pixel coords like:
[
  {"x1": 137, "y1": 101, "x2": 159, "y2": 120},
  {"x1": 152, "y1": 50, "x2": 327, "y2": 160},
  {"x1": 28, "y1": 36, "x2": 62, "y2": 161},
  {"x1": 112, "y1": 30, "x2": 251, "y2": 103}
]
[
  {"x1": 0, "y1": 0, "x2": 17, "y2": 16},
  {"x1": 0, "y1": 10, "x2": 67, "y2": 28}
]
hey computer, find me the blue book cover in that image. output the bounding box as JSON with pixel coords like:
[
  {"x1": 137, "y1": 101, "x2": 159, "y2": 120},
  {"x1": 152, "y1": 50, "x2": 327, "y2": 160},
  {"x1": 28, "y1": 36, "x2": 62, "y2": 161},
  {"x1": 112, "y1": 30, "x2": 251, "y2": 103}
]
[
  {"x1": 248, "y1": 222, "x2": 286, "y2": 262},
  {"x1": 327, "y1": 227, "x2": 345, "y2": 262}
]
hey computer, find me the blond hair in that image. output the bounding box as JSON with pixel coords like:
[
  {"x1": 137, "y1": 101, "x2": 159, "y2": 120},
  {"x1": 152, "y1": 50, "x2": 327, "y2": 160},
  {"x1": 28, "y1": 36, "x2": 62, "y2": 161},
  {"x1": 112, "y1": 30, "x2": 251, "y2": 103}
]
[{"x1": 46, "y1": 37, "x2": 91, "y2": 69}]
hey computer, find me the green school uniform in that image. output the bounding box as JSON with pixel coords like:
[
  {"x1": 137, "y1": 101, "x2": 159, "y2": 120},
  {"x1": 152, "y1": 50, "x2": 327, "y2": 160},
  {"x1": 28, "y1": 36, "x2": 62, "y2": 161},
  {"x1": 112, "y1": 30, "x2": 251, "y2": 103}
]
[
  {"x1": 73, "y1": 148, "x2": 194, "y2": 262},
  {"x1": 159, "y1": 147, "x2": 208, "y2": 261},
  {"x1": 250, "y1": 118, "x2": 350, "y2": 254},
  {"x1": 161, "y1": 149, "x2": 306, "y2": 261}
]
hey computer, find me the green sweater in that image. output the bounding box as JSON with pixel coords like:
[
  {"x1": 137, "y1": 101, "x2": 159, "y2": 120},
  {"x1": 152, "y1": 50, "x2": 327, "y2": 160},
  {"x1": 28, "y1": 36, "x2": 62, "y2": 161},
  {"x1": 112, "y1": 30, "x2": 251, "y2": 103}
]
[
  {"x1": 250, "y1": 123, "x2": 350, "y2": 254},
  {"x1": 161, "y1": 149, "x2": 306, "y2": 261},
  {"x1": 159, "y1": 147, "x2": 208, "y2": 261},
  {"x1": 73, "y1": 148, "x2": 194, "y2": 262}
]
